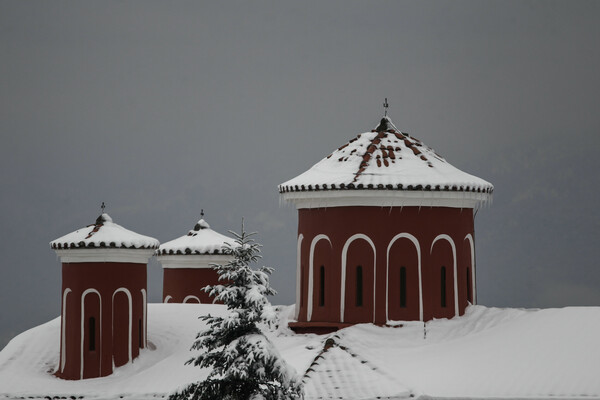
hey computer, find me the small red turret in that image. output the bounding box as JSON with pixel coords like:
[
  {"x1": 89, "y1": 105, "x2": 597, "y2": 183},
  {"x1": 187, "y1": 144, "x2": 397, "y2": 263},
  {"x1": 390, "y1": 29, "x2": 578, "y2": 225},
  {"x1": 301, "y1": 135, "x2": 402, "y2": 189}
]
[
  {"x1": 156, "y1": 214, "x2": 236, "y2": 304},
  {"x1": 50, "y1": 213, "x2": 158, "y2": 379}
]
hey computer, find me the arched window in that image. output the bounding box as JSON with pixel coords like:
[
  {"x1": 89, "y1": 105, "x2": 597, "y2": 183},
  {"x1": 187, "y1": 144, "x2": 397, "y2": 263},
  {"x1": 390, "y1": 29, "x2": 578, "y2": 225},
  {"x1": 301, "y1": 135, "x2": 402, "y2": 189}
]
[
  {"x1": 466, "y1": 267, "x2": 472, "y2": 303},
  {"x1": 441, "y1": 266, "x2": 447, "y2": 308},
  {"x1": 400, "y1": 266, "x2": 407, "y2": 308},
  {"x1": 89, "y1": 317, "x2": 96, "y2": 351},
  {"x1": 300, "y1": 264, "x2": 305, "y2": 307},
  {"x1": 139, "y1": 319, "x2": 143, "y2": 348},
  {"x1": 319, "y1": 265, "x2": 325, "y2": 307},
  {"x1": 356, "y1": 266, "x2": 363, "y2": 307}
]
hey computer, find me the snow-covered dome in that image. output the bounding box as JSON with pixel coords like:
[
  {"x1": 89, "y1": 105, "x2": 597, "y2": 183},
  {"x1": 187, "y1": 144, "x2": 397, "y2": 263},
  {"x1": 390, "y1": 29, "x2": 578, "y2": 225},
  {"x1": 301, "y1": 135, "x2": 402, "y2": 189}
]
[
  {"x1": 50, "y1": 213, "x2": 159, "y2": 250},
  {"x1": 279, "y1": 116, "x2": 493, "y2": 208},
  {"x1": 156, "y1": 218, "x2": 236, "y2": 256}
]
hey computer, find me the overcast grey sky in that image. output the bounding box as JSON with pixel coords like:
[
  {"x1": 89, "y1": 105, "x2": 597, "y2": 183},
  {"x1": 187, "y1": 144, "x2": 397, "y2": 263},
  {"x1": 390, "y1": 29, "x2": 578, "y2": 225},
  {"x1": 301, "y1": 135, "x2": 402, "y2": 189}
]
[{"x1": 1, "y1": 1, "x2": 599, "y2": 350}]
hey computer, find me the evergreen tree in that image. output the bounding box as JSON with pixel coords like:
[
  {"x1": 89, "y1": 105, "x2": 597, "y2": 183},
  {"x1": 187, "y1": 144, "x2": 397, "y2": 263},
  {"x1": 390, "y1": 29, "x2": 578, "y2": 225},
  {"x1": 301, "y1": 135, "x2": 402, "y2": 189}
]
[{"x1": 169, "y1": 221, "x2": 303, "y2": 400}]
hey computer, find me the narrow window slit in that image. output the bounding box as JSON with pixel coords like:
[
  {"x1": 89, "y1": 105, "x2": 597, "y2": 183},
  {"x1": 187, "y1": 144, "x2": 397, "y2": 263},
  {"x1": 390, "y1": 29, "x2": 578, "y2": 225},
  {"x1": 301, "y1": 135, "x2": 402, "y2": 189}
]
[
  {"x1": 441, "y1": 266, "x2": 447, "y2": 308},
  {"x1": 300, "y1": 264, "x2": 305, "y2": 307},
  {"x1": 467, "y1": 267, "x2": 472, "y2": 303},
  {"x1": 89, "y1": 317, "x2": 96, "y2": 351},
  {"x1": 319, "y1": 266, "x2": 325, "y2": 307},
  {"x1": 400, "y1": 266, "x2": 407, "y2": 308},
  {"x1": 356, "y1": 266, "x2": 363, "y2": 307}
]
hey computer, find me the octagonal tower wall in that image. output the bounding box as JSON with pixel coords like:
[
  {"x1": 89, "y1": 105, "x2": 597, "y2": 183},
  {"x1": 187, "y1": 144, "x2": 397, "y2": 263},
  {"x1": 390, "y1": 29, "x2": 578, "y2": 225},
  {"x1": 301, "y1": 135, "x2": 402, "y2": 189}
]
[{"x1": 295, "y1": 205, "x2": 475, "y2": 328}]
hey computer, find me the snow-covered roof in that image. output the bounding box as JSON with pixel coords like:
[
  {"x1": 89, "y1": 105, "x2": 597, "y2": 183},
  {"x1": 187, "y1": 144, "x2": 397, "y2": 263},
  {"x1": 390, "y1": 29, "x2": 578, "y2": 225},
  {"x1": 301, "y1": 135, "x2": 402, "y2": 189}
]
[
  {"x1": 50, "y1": 213, "x2": 159, "y2": 250},
  {"x1": 156, "y1": 218, "x2": 236, "y2": 256},
  {"x1": 302, "y1": 337, "x2": 411, "y2": 399},
  {"x1": 279, "y1": 116, "x2": 493, "y2": 199},
  {"x1": 1, "y1": 305, "x2": 599, "y2": 399}
]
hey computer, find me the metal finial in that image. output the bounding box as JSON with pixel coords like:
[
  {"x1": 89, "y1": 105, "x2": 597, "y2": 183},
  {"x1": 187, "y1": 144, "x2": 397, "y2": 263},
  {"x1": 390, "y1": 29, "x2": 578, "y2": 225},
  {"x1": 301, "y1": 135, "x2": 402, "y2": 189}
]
[
  {"x1": 383, "y1": 98, "x2": 389, "y2": 117},
  {"x1": 101, "y1": 202, "x2": 106, "y2": 214},
  {"x1": 201, "y1": 209, "x2": 204, "y2": 218}
]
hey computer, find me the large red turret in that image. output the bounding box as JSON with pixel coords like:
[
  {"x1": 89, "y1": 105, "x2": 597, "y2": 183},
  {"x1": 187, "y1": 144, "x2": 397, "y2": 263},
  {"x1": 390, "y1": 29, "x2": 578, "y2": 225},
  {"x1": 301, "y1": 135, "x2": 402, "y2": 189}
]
[{"x1": 280, "y1": 115, "x2": 493, "y2": 333}]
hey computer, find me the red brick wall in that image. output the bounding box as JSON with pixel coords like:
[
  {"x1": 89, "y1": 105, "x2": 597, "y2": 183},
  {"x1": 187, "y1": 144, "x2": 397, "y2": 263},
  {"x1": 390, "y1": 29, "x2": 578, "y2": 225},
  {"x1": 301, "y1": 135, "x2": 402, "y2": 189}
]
[
  {"x1": 58, "y1": 262, "x2": 146, "y2": 380},
  {"x1": 296, "y1": 206, "x2": 475, "y2": 325},
  {"x1": 162, "y1": 268, "x2": 221, "y2": 304}
]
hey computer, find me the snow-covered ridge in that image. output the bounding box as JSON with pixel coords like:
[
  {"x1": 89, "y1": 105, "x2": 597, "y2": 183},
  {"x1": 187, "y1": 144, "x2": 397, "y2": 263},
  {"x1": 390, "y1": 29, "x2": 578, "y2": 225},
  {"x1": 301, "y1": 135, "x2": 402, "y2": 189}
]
[
  {"x1": 50, "y1": 213, "x2": 159, "y2": 250},
  {"x1": 279, "y1": 116, "x2": 494, "y2": 199},
  {"x1": 156, "y1": 218, "x2": 236, "y2": 256},
  {"x1": 1, "y1": 304, "x2": 599, "y2": 400}
]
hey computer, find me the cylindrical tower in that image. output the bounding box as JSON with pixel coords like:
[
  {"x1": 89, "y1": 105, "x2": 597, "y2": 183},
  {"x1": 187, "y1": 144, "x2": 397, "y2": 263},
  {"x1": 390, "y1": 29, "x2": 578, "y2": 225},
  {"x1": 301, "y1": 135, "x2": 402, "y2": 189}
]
[
  {"x1": 50, "y1": 213, "x2": 158, "y2": 379},
  {"x1": 157, "y1": 216, "x2": 235, "y2": 304},
  {"x1": 279, "y1": 115, "x2": 493, "y2": 333}
]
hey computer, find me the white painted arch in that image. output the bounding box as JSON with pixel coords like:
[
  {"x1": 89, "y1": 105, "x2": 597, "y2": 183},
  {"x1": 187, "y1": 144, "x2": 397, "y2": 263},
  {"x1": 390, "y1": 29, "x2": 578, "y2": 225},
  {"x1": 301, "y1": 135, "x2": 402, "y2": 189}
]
[
  {"x1": 340, "y1": 233, "x2": 377, "y2": 323},
  {"x1": 295, "y1": 234, "x2": 304, "y2": 320},
  {"x1": 183, "y1": 295, "x2": 201, "y2": 303},
  {"x1": 163, "y1": 295, "x2": 173, "y2": 303},
  {"x1": 61, "y1": 288, "x2": 72, "y2": 373},
  {"x1": 307, "y1": 234, "x2": 332, "y2": 322},
  {"x1": 430, "y1": 234, "x2": 458, "y2": 318},
  {"x1": 464, "y1": 233, "x2": 476, "y2": 305},
  {"x1": 80, "y1": 288, "x2": 102, "y2": 380},
  {"x1": 141, "y1": 288, "x2": 147, "y2": 348},
  {"x1": 386, "y1": 233, "x2": 423, "y2": 322},
  {"x1": 112, "y1": 288, "x2": 133, "y2": 366}
]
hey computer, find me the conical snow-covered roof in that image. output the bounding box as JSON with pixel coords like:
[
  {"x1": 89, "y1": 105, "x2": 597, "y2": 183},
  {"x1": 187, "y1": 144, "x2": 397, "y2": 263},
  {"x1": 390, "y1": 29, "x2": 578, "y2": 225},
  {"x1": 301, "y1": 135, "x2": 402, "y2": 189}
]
[
  {"x1": 157, "y1": 218, "x2": 236, "y2": 256},
  {"x1": 50, "y1": 213, "x2": 160, "y2": 250},
  {"x1": 279, "y1": 115, "x2": 493, "y2": 209}
]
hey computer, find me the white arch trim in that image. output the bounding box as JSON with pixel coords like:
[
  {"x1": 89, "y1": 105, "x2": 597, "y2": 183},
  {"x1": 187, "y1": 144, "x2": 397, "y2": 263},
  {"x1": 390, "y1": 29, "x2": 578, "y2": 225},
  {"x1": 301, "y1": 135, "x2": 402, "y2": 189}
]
[
  {"x1": 141, "y1": 289, "x2": 147, "y2": 348},
  {"x1": 183, "y1": 295, "x2": 201, "y2": 303},
  {"x1": 80, "y1": 288, "x2": 102, "y2": 380},
  {"x1": 340, "y1": 234, "x2": 377, "y2": 323},
  {"x1": 295, "y1": 234, "x2": 304, "y2": 320},
  {"x1": 112, "y1": 288, "x2": 133, "y2": 366},
  {"x1": 163, "y1": 295, "x2": 173, "y2": 303},
  {"x1": 307, "y1": 234, "x2": 332, "y2": 322},
  {"x1": 431, "y1": 234, "x2": 459, "y2": 317},
  {"x1": 464, "y1": 234, "x2": 476, "y2": 305},
  {"x1": 386, "y1": 233, "x2": 423, "y2": 322},
  {"x1": 61, "y1": 288, "x2": 72, "y2": 373}
]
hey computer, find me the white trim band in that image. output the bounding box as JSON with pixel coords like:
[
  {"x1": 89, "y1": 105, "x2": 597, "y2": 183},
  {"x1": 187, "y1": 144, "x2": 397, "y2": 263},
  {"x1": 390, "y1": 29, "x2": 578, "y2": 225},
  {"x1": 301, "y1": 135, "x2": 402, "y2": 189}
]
[
  {"x1": 55, "y1": 248, "x2": 154, "y2": 264},
  {"x1": 282, "y1": 189, "x2": 489, "y2": 210},
  {"x1": 157, "y1": 254, "x2": 233, "y2": 269}
]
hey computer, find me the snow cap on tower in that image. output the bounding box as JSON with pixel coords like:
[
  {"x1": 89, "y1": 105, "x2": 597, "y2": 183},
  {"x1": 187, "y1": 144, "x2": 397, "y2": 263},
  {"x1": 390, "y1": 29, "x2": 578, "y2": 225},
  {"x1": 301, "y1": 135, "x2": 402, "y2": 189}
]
[
  {"x1": 279, "y1": 111, "x2": 493, "y2": 209},
  {"x1": 50, "y1": 213, "x2": 159, "y2": 250},
  {"x1": 156, "y1": 215, "x2": 236, "y2": 256}
]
